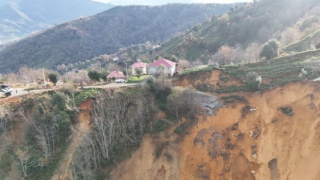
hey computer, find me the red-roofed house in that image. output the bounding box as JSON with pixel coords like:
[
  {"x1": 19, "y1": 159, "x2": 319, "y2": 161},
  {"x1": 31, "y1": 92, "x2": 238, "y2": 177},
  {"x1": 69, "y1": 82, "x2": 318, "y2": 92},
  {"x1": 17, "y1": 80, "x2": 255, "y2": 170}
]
[
  {"x1": 107, "y1": 71, "x2": 126, "y2": 79},
  {"x1": 131, "y1": 62, "x2": 147, "y2": 75},
  {"x1": 149, "y1": 59, "x2": 176, "y2": 77}
]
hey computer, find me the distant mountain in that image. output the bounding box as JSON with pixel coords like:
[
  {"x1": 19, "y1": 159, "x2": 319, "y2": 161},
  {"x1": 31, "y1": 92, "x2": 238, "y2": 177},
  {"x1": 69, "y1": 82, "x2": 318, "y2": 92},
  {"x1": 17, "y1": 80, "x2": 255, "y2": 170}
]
[
  {"x1": 0, "y1": 0, "x2": 113, "y2": 45},
  {"x1": 0, "y1": 3, "x2": 235, "y2": 73}
]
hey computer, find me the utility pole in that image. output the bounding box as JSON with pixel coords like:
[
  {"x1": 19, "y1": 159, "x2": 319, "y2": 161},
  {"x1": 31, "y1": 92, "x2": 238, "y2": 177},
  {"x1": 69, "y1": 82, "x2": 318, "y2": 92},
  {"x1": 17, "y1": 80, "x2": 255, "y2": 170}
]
[
  {"x1": 66, "y1": 67, "x2": 68, "y2": 82},
  {"x1": 42, "y1": 69, "x2": 46, "y2": 86},
  {"x1": 124, "y1": 61, "x2": 128, "y2": 80}
]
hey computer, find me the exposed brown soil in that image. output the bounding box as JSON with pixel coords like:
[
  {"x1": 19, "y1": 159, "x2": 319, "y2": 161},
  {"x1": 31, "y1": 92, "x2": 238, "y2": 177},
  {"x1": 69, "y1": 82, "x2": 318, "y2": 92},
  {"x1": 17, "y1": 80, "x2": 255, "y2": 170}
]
[
  {"x1": 110, "y1": 82, "x2": 320, "y2": 180},
  {"x1": 51, "y1": 99, "x2": 92, "y2": 180}
]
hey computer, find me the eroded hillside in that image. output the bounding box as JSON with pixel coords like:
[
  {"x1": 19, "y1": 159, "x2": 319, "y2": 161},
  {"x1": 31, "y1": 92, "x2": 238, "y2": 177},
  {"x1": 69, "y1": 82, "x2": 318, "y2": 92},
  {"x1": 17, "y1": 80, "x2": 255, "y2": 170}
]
[
  {"x1": 110, "y1": 82, "x2": 320, "y2": 180},
  {"x1": 1, "y1": 69, "x2": 320, "y2": 180}
]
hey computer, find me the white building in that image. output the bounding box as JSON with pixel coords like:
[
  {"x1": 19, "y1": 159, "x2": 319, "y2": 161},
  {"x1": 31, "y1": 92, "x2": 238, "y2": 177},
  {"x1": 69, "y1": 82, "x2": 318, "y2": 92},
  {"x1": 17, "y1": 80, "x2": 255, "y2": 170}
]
[
  {"x1": 131, "y1": 62, "x2": 147, "y2": 75},
  {"x1": 149, "y1": 59, "x2": 176, "y2": 77}
]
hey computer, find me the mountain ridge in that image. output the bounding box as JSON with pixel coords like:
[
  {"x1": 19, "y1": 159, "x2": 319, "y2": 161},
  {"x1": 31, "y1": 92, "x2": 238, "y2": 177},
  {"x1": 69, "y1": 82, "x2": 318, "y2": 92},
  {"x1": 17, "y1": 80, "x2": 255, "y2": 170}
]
[
  {"x1": 0, "y1": 0, "x2": 114, "y2": 45},
  {"x1": 0, "y1": 3, "x2": 236, "y2": 73}
]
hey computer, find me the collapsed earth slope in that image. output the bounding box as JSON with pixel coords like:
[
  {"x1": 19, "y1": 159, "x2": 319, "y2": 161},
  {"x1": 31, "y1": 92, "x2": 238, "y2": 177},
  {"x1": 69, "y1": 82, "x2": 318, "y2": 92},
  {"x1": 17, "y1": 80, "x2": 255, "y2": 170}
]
[{"x1": 110, "y1": 82, "x2": 320, "y2": 180}]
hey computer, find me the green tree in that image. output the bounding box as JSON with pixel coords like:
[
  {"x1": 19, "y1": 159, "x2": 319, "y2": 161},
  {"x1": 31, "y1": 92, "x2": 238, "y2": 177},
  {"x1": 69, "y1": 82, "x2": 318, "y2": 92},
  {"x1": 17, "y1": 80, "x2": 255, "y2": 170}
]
[
  {"x1": 88, "y1": 70, "x2": 100, "y2": 82},
  {"x1": 100, "y1": 71, "x2": 109, "y2": 81},
  {"x1": 48, "y1": 73, "x2": 58, "y2": 86},
  {"x1": 246, "y1": 72, "x2": 261, "y2": 91},
  {"x1": 260, "y1": 39, "x2": 280, "y2": 60},
  {"x1": 135, "y1": 68, "x2": 143, "y2": 79}
]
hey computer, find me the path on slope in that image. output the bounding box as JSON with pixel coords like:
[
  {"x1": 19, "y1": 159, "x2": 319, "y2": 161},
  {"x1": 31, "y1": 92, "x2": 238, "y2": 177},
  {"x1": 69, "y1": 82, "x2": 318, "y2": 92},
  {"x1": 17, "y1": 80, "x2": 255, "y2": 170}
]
[{"x1": 51, "y1": 100, "x2": 92, "y2": 180}]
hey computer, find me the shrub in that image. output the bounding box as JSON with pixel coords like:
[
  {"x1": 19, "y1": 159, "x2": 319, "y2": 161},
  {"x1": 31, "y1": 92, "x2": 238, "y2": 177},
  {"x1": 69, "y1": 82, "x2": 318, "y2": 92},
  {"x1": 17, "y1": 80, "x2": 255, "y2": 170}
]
[
  {"x1": 279, "y1": 106, "x2": 294, "y2": 116},
  {"x1": 155, "y1": 142, "x2": 169, "y2": 158},
  {"x1": 174, "y1": 122, "x2": 188, "y2": 135},
  {"x1": 52, "y1": 92, "x2": 69, "y2": 110},
  {"x1": 88, "y1": 70, "x2": 100, "y2": 82},
  {"x1": 152, "y1": 119, "x2": 171, "y2": 133},
  {"x1": 260, "y1": 39, "x2": 280, "y2": 60},
  {"x1": 214, "y1": 85, "x2": 247, "y2": 93},
  {"x1": 74, "y1": 88, "x2": 100, "y2": 104},
  {"x1": 221, "y1": 95, "x2": 247, "y2": 103},
  {"x1": 246, "y1": 72, "x2": 261, "y2": 91},
  {"x1": 219, "y1": 74, "x2": 230, "y2": 82},
  {"x1": 48, "y1": 73, "x2": 58, "y2": 86}
]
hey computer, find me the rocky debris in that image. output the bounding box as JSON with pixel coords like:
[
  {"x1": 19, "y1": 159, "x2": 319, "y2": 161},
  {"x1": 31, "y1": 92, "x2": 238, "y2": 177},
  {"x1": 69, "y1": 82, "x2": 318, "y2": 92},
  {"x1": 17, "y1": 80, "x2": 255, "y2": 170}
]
[
  {"x1": 279, "y1": 106, "x2": 294, "y2": 116},
  {"x1": 194, "y1": 136, "x2": 205, "y2": 146},
  {"x1": 251, "y1": 144, "x2": 256, "y2": 150},
  {"x1": 252, "y1": 152, "x2": 257, "y2": 159},
  {"x1": 196, "y1": 164, "x2": 210, "y2": 180},
  {"x1": 198, "y1": 174, "x2": 209, "y2": 179},
  {"x1": 231, "y1": 123, "x2": 238, "y2": 130},
  {"x1": 233, "y1": 132, "x2": 244, "y2": 139},
  {"x1": 250, "y1": 108, "x2": 257, "y2": 111},
  {"x1": 249, "y1": 131, "x2": 259, "y2": 139},
  {"x1": 207, "y1": 132, "x2": 224, "y2": 159},
  {"x1": 241, "y1": 105, "x2": 252, "y2": 118},
  {"x1": 195, "y1": 91, "x2": 222, "y2": 115}
]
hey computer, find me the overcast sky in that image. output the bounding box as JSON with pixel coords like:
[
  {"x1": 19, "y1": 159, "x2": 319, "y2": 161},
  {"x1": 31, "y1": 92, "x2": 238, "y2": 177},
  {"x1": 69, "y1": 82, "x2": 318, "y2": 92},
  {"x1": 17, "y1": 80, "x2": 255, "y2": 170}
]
[{"x1": 92, "y1": 0, "x2": 252, "y2": 5}]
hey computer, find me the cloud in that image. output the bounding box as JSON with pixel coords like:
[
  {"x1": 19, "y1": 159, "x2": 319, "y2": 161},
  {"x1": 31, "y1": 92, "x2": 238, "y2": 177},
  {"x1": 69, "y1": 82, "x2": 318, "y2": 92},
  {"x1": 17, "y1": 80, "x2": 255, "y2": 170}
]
[{"x1": 92, "y1": 0, "x2": 252, "y2": 5}]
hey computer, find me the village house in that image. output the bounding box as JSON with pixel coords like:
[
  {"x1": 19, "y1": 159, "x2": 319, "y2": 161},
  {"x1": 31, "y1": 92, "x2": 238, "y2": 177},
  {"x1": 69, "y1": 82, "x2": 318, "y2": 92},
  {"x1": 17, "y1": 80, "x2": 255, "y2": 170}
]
[
  {"x1": 107, "y1": 71, "x2": 126, "y2": 79},
  {"x1": 131, "y1": 62, "x2": 147, "y2": 75},
  {"x1": 149, "y1": 58, "x2": 176, "y2": 77}
]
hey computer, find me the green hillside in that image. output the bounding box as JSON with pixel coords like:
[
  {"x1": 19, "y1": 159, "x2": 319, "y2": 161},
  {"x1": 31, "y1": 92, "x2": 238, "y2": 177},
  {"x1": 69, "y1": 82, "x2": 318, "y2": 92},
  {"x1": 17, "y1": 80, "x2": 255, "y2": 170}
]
[
  {"x1": 284, "y1": 30, "x2": 320, "y2": 53},
  {"x1": 0, "y1": 3, "x2": 235, "y2": 73},
  {"x1": 158, "y1": 0, "x2": 320, "y2": 62}
]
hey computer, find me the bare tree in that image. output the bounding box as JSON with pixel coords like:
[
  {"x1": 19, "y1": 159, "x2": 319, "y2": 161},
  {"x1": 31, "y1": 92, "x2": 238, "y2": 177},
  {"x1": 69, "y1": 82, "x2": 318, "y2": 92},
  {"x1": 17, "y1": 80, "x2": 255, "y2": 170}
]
[
  {"x1": 107, "y1": 63, "x2": 122, "y2": 72},
  {"x1": 244, "y1": 43, "x2": 261, "y2": 63},
  {"x1": 16, "y1": 146, "x2": 31, "y2": 178},
  {"x1": 191, "y1": 59, "x2": 203, "y2": 67},
  {"x1": 6, "y1": 73, "x2": 19, "y2": 84},
  {"x1": 0, "y1": 104, "x2": 12, "y2": 140},
  {"x1": 72, "y1": 88, "x2": 157, "y2": 179},
  {"x1": 167, "y1": 88, "x2": 200, "y2": 118},
  {"x1": 212, "y1": 45, "x2": 235, "y2": 65},
  {"x1": 280, "y1": 27, "x2": 301, "y2": 46},
  {"x1": 178, "y1": 60, "x2": 191, "y2": 70},
  {"x1": 233, "y1": 44, "x2": 245, "y2": 64},
  {"x1": 18, "y1": 67, "x2": 41, "y2": 84},
  {"x1": 18, "y1": 96, "x2": 67, "y2": 159}
]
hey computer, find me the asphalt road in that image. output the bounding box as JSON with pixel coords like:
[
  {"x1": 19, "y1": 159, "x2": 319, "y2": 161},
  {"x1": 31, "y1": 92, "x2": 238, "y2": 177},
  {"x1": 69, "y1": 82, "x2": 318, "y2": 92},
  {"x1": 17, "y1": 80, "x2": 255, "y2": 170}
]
[
  {"x1": 83, "y1": 82, "x2": 139, "y2": 89},
  {"x1": 5, "y1": 82, "x2": 139, "y2": 99}
]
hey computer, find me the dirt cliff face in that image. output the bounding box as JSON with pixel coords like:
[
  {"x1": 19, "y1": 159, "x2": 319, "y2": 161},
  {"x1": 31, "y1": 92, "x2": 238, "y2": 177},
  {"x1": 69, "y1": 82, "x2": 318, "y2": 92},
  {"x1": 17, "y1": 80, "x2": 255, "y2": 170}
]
[{"x1": 110, "y1": 82, "x2": 320, "y2": 180}]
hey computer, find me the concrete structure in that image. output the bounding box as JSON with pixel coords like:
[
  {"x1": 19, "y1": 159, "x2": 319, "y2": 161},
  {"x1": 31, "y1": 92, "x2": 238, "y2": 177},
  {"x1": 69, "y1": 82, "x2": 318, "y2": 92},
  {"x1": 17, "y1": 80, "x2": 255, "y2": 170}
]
[
  {"x1": 131, "y1": 62, "x2": 147, "y2": 75},
  {"x1": 149, "y1": 59, "x2": 176, "y2": 77}
]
